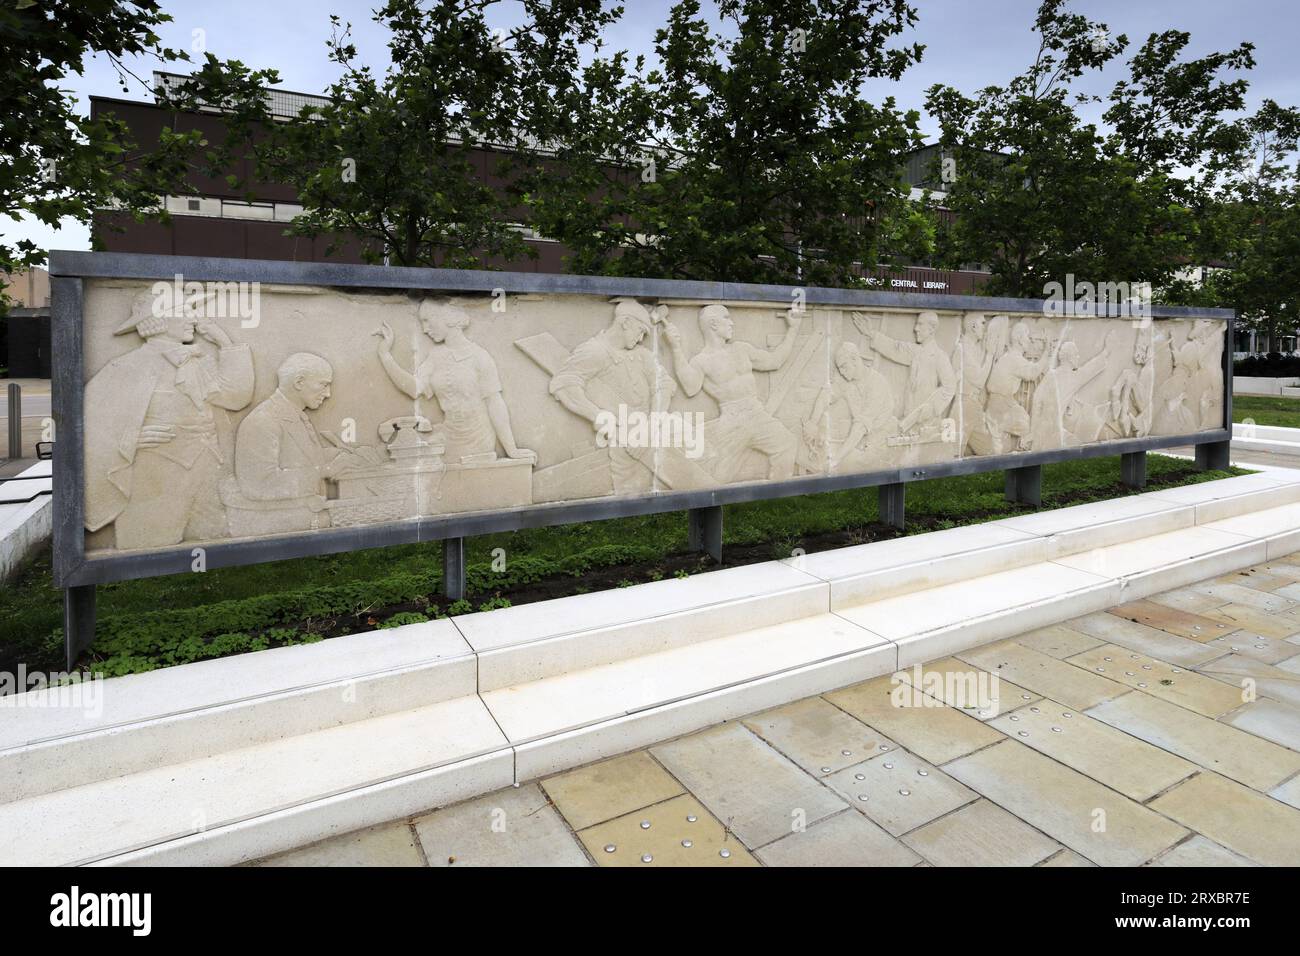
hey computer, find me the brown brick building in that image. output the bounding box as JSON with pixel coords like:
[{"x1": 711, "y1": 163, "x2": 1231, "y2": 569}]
[{"x1": 90, "y1": 74, "x2": 990, "y2": 294}]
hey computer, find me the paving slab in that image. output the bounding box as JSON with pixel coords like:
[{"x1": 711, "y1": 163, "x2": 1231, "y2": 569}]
[
  {"x1": 1149, "y1": 772, "x2": 1300, "y2": 866},
  {"x1": 1067, "y1": 645, "x2": 1245, "y2": 717},
  {"x1": 1086, "y1": 691, "x2": 1300, "y2": 791},
  {"x1": 412, "y1": 784, "x2": 590, "y2": 867},
  {"x1": 1215, "y1": 568, "x2": 1296, "y2": 592},
  {"x1": 1195, "y1": 654, "x2": 1300, "y2": 708},
  {"x1": 1203, "y1": 631, "x2": 1300, "y2": 665},
  {"x1": 1039, "y1": 849, "x2": 1096, "y2": 866},
  {"x1": 822, "y1": 749, "x2": 977, "y2": 837},
  {"x1": 649, "y1": 723, "x2": 846, "y2": 850},
  {"x1": 1220, "y1": 699, "x2": 1300, "y2": 751},
  {"x1": 576, "y1": 793, "x2": 757, "y2": 867},
  {"x1": 1185, "y1": 580, "x2": 1297, "y2": 613},
  {"x1": 755, "y1": 809, "x2": 921, "y2": 867},
  {"x1": 989, "y1": 699, "x2": 1196, "y2": 801},
  {"x1": 1106, "y1": 600, "x2": 1237, "y2": 642},
  {"x1": 943, "y1": 740, "x2": 1188, "y2": 867},
  {"x1": 1145, "y1": 586, "x2": 1232, "y2": 614},
  {"x1": 540, "y1": 751, "x2": 684, "y2": 831},
  {"x1": 893, "y1": 656, "x2": 1040, "y2": 719},
  {"x1": 1269, "y1": 774, "x2": 1300, "y2": 810},
  {"x1": 958, "y1": 641, "x2": 1130, "y2": 712},
  {"x1": 1013, "y1": 625, "x2": 1104, "y2": 660},
  {"x1": 823, "y1": 675, "x2": 1003, "y2": 764},
  {"x1": 1063, "y1": 612, "x2": 1224, "y2": 667},
  {"x1": 254, "y1": 822, "x2": 425, "y2": 867},
  {"x1": 742, "y1": 697, "x2": 898, "y2": 776},
  {"x1": 1146, "y1": 836, "x2": 1257, "y2": 867},
  {"x1": 901, "y1": 799, "x2": 1061, "y2": 867},
  {"x1": 1203, "y1": 603, "x2": 1300, "y2": 640}
]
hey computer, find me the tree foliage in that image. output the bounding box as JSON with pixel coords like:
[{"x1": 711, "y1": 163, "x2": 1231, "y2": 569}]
[
  {"x1": 526, "y1": 0, "x2": 929, "y2": 285},
  {"x1": 924, "y1": 0, "x2": 1261, "y2": 300}
]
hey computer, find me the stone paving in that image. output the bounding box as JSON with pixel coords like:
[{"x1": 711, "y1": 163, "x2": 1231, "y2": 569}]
[{"x1": 256, "y1": 554, "x2": 1300, "y2": 868}]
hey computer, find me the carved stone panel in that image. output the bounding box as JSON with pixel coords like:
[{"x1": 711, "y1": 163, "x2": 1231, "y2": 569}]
[{"x1": 78, "y1": 278, "x2": 1226, "y2": 556}]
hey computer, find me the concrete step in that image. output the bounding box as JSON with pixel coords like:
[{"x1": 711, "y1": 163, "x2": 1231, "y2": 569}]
[
  {"x1": 7, "y1": 465, "x2": 1300, "y2": 865},
  {"x1": 0, "y1": 695, "x2": 511, "y2": 866},
  {"x1": 0, "y1": 619, "x2": 476, "y2": 802}
]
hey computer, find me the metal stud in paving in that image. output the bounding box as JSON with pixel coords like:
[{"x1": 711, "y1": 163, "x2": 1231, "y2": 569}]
[
  {"x1": 899, "y1": 789, "x2": 911, "y2": 796},
  {"x1": 821, "y1": 767, "x2": 832, "y2": 773},
  {"x1": 641, "y1": 854, "x2": 653, "y2": 863},
  {"x1": 719, "y1": 849, "x2": 731, "y2": 859},
  {"x1": 841, "y1": 750, "x2": 853, "y2": 756},
  {"x1": 605, "y1": 844, "x2": 617, "y2": 853},
  {"x1": 640, "y1": 821, "x2": 651, "y2": 829},
  {"x1": 686, "y1": 815, "x2": 697, "y2": 823},
  {"x1": 681, "y1": 840, "x2": 693, "y2": 848}
]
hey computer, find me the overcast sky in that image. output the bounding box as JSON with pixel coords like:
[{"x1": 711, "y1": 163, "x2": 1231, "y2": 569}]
[{"x1": 8, "y1": 0, "x2": 1297, "y2": 258}]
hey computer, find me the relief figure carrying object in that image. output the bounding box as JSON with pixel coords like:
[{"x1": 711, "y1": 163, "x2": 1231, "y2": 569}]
[
  {"x1": 863, "y1": 311, "x2": 956, "y2": 442},
  {"x1": 375, "y1": 297, "x2": 535, "y2": 464},
  {"x1": 1029, "y1": 331, "x2": 1115, "y2": 450},
  {"x1": 548, "y1": 298, "x2": 678, "y2": 494},
  {"x1": 1105, "y1": 331, "x2": 1155, "y2": 439},
  {"x1": 801, "y1": 341, "x2": 900, "y2": 474},
  {"x1": 662, "y1": 305, "x2": 800, "y2": 483},
  {"x1": 84, "y1": 290, "x2": 254, "y2": 549},
  {"x1": 985, "y1": 321, "x2": 1050, "y2": 452},
  {"x1": 956, "y1": 313, "x2": 1007, "y2": 457}
]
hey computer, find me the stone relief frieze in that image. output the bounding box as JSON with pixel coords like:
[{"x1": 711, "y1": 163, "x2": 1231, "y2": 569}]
[{"x1": 78, "y1": 279, "x2": 1226, "y2": 554}]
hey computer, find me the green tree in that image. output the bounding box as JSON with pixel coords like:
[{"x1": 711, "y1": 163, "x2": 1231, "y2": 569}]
[
  {"x1": 0, "y1": 0, "x2": 280, "y2": 312},
  {"x1": 525, "y1": 0, "x2": 930, "y2": 285},
  {"x1": 1197, "y1": 101, "x2": 1300, "y2": 351},
  {"x1": 925, "y1": 0, "x2": 1257, "y2": 300},
  {"x1": 178, "y1": 0, "x2": 618, "y2": 268}
]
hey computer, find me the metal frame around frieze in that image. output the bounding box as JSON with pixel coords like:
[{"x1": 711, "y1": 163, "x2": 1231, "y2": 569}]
[{"x1": 48, "y1": 250, "x2": 1234, "y2": 589}]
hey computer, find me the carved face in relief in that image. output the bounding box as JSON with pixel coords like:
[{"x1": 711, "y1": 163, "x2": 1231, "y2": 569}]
[
  {"x1": 618, "y1": 315, "x2": 649, "y2": 349},
  {"x1": 1058, "y1": 341, "x2": 1081, "y2": 371},
  {"x1": 914, "y1": 311, "x2": 939, "y2": 344},
  {"x1": 835, "y1": 342, "x2": 864, "y2": 382},
  {"x1": 417, "y1": 301, "x2": 470, "y2": 344},
  {"x1": 699, "y1": 305, "x2": 734, "y2": 343},
  {"x1": 1010, "y1": 323, "x2": 1031, "y2": 352},
  {"x1": 298, "y1": 371, "x2": 333, "y2": 410},
  {"x1": 962, "y1": 312, "x2": 986, "y2": 339},
  {"x1": 162, "y1": 313, "x2": 198, "y2": 344}
]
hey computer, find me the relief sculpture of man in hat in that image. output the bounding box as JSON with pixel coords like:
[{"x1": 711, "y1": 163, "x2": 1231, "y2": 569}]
[{"x1": 84, "y1": 288, "x2": 255, "y2": 549}]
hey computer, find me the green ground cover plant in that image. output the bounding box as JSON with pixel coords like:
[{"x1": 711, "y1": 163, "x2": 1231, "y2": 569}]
[{"x1": 0, "y1": 454, "x2": 1243, "y2": 679}]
